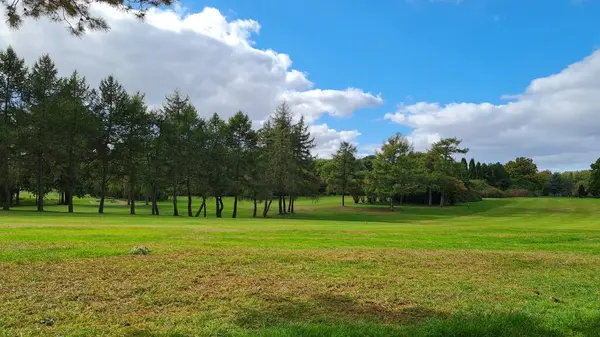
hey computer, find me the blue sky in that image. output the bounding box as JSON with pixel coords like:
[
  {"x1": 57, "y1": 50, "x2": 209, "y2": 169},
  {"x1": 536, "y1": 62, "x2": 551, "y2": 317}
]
[
  {"x1": 4, "y1": 0, "x2": 600, "y2": 170},
  {"x1": 189, "y1": 0, "x2": 600, "y2": 158}
]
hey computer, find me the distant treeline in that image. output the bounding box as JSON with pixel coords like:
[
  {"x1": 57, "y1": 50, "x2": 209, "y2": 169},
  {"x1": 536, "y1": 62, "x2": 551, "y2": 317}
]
[{"x1": 2, "y1": 46, "x2": 599, "y2": 217}]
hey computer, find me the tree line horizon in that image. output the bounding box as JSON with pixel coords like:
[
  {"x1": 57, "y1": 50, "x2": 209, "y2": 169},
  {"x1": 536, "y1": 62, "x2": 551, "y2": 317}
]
[{"x1": 1, "y1": 46, "x2": 600, "y2": 218}]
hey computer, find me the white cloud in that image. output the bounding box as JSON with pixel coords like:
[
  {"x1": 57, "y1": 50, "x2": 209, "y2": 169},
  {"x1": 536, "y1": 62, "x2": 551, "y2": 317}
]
[
  {"x1": 384, "y1": 50, "x2": 600, "y2": 170},
  {"x1": 309, "y1": 124, "x2": 361, "y2": 158},
  {"x1": 0, "y1": 4, "x2": 381, "y2": 154}
]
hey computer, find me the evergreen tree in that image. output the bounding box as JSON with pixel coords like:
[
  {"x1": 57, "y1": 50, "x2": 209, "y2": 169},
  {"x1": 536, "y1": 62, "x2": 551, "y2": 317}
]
[
  {"x1": 23, "y1": 55, "x2": 60, "y2": 212},
  {"x1": 331, "y1": 141, "x2": 358, "y2": 206},
  {"x1": 113, "y1": 93, "x2": 151, "y2": 215},
  {"x1": 94, "y1": 76, "x2": 128, "y2": 214},
  {"x1": 468, "y1": 158, "x2": 476, "y2": 179},
  {"x1": 0, "y1": 46, "x2": 27, "y2": 210},
  {"x1": 161, "y1": 90, "x2": 197, "y2": 216},
  {"x1": 54, "y1": 71, "x2": 94, "y2": 212},
  {"x1": 429, "y1": 138, "x2": 468, "y2": 207},
  {"x1": 206, "y1": 113, "x2": 228, "y2": 218},
  {"x1": 226, "y1": 111, "x2": 257, "y2": 218}
]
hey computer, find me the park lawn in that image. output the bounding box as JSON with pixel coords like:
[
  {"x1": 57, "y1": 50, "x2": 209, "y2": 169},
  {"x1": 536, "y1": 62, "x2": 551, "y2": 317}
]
[{"x1": 0, "y1": 197, "x2": 599, "y2": 336}]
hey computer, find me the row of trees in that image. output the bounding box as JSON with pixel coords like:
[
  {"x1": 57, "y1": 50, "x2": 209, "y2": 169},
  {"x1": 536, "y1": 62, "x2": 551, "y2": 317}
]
[
  {"x1": 0, "y1": 47, "x2": 319, "y2": 217},
  {"x1": 318, "y1": 135, "x2": 470, "y2": 208},
  {"x1": 318, "y1": 144, "x2": 600, "y2": 206}
]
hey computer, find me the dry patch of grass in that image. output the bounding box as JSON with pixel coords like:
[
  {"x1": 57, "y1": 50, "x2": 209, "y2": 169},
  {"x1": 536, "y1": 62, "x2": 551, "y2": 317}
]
[{"x1": 1, "y1": 248, "x2": 598, "y2": 335}]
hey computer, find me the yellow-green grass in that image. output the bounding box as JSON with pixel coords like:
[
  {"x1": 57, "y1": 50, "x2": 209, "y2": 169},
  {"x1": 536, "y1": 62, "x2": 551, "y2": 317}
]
[{"x1": 0, "y1": 196, "x2": 599, "y2": 336}]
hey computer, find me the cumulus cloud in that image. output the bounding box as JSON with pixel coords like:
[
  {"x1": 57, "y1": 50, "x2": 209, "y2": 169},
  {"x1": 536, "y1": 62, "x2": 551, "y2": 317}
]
[
  {"x1": 384, "y1": 50, "x2": 600, "y2": 170},
  {"x1": 0, "y1": 4, "x2": 381, "y2": 154},
  {"x1": 309, "y1": 124, "x2": 361, "y2": 158}
]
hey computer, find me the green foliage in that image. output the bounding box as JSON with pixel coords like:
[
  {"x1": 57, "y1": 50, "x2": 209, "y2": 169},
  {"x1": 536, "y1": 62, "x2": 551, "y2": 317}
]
[
  {"x1": 3, "y1": 0, "x2": 175, "y2": 35},
  {"x1": 589, "y1": 157, "x2": 600, "y2": 197}
]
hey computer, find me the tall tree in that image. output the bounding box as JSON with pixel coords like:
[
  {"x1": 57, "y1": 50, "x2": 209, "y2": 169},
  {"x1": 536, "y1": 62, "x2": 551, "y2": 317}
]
[
  {"x1": 226, "y1": 111, "x2": 257, "y2": 218},
  {"x1": 54, "y1": 71, "x2": 93, "y2": 212},
  {"x1": 24, "y1": 55, "x2": 60, "y2": 211},
  {"x1": 505, "y1": 157, "x2": 539, "y2": 191},
  {"x1": 460, "y1": 158, "x2": 468, "y2": 178},
  {"x1": 113, "y1": 93, "x2": 150, "y2": 215},
  {"x1": 289, "y1": 116, "x2": 317, "y2": 212},
  {"x1": 468, "y1": 158, "x2": 477, "y2": 179},
  {"x1": 161, "y1": 90, "x2": 197, "y2": 216},
  {"x1": 588, "y1": 158, "x2": 600, "y2": 197},
  {"x1": 548, "y1": 172, "x2": 566, "y2": 196},
  {"x1": 429, "y1": 138, "x2": 468, "y2": 207},
  {"x1": 262, "y1": 102, "x2": 294, "y2": 215},
  {"x1": 94, "y1": 76, "x2": 127, "y2": 214},
  {"x1": 144, "y1": 110, "x2": 167, "y2": 216},
  {"x1": 3, "y1": 0, "x2": 175, "y2": 35},
  {"x1": 331, "y1": 141, "x2": 358, "y2": 206},
  {"x1": 206, "y1": 113, "x2": 228, "y2": 218},
  {"x1": 0, "y1": 46, "x2": 27, "y2": 211},
  {"x1": 370, "y1": 133, "x2": 413, "y2": 209}
]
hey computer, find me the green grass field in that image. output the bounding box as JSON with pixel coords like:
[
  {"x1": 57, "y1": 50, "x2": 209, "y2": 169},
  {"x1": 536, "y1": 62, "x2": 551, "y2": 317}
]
[{"x1": 1, "y1": 196, "x2": 599, "y2": 336}]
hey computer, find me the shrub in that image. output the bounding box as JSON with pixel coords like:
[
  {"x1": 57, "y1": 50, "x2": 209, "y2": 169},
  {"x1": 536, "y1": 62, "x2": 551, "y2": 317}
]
[
  {"x1": 129, "y1": 246, "x2": 151, "y2": 255},
  {"x1": 480, "y1": 187, "x2": 505, "y2": 198},
  {"x1": 505, "y1": 189, "x2": 534, "y2": 197}
]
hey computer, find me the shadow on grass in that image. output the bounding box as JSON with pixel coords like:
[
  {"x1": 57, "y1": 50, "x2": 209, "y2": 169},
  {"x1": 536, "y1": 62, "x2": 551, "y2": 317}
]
[{"x1": 121, "y1": 305, "x2": 597, "y2": 337}]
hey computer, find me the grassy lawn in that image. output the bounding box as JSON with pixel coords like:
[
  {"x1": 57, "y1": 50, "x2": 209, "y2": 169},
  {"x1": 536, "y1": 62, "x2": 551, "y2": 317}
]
[{"x1": 0, "y1": 196, "x2": 599, "y2": 336}]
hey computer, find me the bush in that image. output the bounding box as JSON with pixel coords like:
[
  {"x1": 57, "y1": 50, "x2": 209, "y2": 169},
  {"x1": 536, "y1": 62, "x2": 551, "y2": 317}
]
[
  {"x1": 129, "y1": 246, "x2": 151, "y2": 255},
  {"x1": 505, "y1": 189, "x2": 534, "y2": 197},
  {"x1": 480, "y1": 187, "x2": 506, "y2": 198}
]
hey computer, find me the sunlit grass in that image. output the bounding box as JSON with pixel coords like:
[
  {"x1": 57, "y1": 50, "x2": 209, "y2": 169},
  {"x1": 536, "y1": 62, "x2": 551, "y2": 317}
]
[{"x1": 1, "y1": 196, "x2": 599, "y2": 336}]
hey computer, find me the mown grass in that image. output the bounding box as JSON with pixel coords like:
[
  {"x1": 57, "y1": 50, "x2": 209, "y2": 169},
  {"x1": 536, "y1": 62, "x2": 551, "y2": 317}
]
[{"x1": 0, "y1": 196, "x2": 599, "y2": 336}]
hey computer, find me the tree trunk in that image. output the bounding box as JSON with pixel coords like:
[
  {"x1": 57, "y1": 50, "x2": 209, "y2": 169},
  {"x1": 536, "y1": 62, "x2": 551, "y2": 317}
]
[
  {"x1": 152, "y1": 193, "x2": 160, "y2": 216},
  {"x1": 67, "y1": 191, "x2": 74, "y2": 213},
  {"x1": 2, "y1": 182, "x2": 9, "y2": 211},
  {"x1": 172, "y1": 181, "x2": 179, "y2": 216},
  {"x1": 187, "y1": 181, "x2": 192, "y2": 217},
  {"x1": 253, "y1": 198, "x2": 257, "y2": 218},
  {"x1": 278, "y1": 194, "x2": 283, "y2": 215},
  {"x1": 129, "y1": 182, "x2": 135, "y2": 215},
  {"x1": 216, "y1": 196, "x2": 223, "y2": 218},
  {"x1": 400, "y1": 194, "x2": 403, "y2": 206},
  {"x1": 263, "y1": 198, "x2": 273, "y2": 218},
  {"x1": 59, "y1": 192, "x2": 63, "y2": 205},
  {"x1": 36, "y1": 154, "x2": 43, "y2": 212},
  {"x1": 291, "y1": 197, "x2": 294, "y2": 213},
  {"x1": 439, "y1": 191, "x2": 445, "y2": 207},
  {"x1": 15, "y1": 188, "x2": 19, "y2": 206},
  {"x1": 389, "y1": 196, "x2": 393, "y2": 210},
  {"x1": 288, "y1": 195, "x2": 293, "y2": 213},
  {"x1": 99, "y1": 163, "x2": 107, "y2": 214},
  {"x1": 342, "y1": 192, "x2": 345, "y2": 206},
  {"x1": 282, "y1": 195, "x2": 287, "y2": 214},
  {"x1": 194, "y1": 198, "x2": 206, "y2": 217},
  {"x1": 232, "y1": 195, "x2": 238, "y2": 218},
  {"x1": 428, "y1": 187, "x2": 432, "y2": 206}
]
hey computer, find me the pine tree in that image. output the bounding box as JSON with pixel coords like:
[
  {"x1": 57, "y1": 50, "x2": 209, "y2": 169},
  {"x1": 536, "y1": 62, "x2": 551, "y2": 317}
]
[
  {"x1": 226, "y1": 111, "x2": 257, "y2": 218},
  {"x1": 94, "y1": 76, "x2": 128, "y2": 214},
  {"x1": 24, "y1": 55, "x2": 60, "y2": 212},
  {"x1": 206, "y1": 113, "x2": 228, "y2": 218},
  {"x1": 113, "y1": 93, "x2": 151, "y2": 215},
  {"x1": 54, "y1": 71, "x2": 94, "y2": 212},
  {"x1": 331, "y1": 141, "x2": 358, "y2": 206},
  {"x1": 468, "y1": 158, "x2": 476, "y2": 179},
  {"x1": 161, "y1": 90, "x2": 196, "y2": 216},
  {"x1": 0, "y1": 46, "x2": 27, "y2": 211}
]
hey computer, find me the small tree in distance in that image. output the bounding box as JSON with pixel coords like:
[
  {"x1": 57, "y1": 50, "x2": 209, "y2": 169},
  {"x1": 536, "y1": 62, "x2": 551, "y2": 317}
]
[{"x1": 331, "y1": 141, "x2": 358, "y2": 206}]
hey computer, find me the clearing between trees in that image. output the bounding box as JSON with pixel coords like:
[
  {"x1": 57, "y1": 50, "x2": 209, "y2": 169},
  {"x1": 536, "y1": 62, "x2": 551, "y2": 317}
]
[{"x1": 0, "y1": 196, "x2": 599, "y2": 336}]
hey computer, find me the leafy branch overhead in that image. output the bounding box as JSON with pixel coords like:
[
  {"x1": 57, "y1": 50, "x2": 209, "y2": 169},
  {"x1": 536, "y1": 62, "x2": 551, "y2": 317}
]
[{"x1": 2, "y1": 0, "x2": 176, "y2": 35}]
